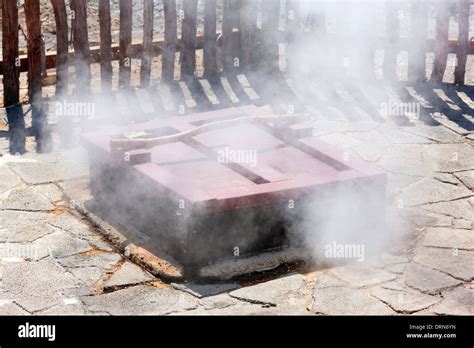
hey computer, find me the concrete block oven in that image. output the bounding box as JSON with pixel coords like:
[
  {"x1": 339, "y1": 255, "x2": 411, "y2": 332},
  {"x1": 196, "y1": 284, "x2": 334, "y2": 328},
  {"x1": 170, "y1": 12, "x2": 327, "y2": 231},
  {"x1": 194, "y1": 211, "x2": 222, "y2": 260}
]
[{"x1": 82, "y1": 105, "x2": 386, "y2": 278}]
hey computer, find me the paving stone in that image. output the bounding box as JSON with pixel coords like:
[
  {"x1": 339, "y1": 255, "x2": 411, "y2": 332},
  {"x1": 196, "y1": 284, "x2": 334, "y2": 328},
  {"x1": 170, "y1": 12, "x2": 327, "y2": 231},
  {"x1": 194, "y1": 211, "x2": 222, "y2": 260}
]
[
  {"x1": 431, "y1": 287, "x2": 474, "y2": 315},
  {"x1": 0, "y1": 240, "x2": 51, "y2": 262},
  {"x1": 313, "y1": 273, "x2": 347, "y2": 289},
  {"x1": 378, "y1": 253, "x2": 410, "y2": 266},
  {"x1": 381, "y1": 280, "x2": 406, "y2": 291},
  {"x1": 319, "y1": 133, "x2": 362, "y2": 149},
  {"x1": 421, "y1": 199, "x2": 474, "y2": 221},
  {"x1": 399, "y1": 207, "x2": 452, "y2": 228},
  {"x1": 31, "y1": 184, "x2": 64, "y2": 203},
  {"x1": 329, "y1": 264, "x2": 396, "y2": 288},
  {"x1": 423, "y1": 143, "x2": 474, "y2": 173},
  {"x1": 397, "y1": 178, "x2": 472, "y2": 207},
  {"x1": 385, "y1": 263, "x2": 407, "y2": 274},
  {"x1": 81, "y1": 285, "x2": 198, "y2": 315},
  {"x1": 351, "y1": 142, "x2": 388, "y2": 163},
  {"x1": 433, "y1": 173, "x2": 460, "y2": 185},
  {"x1": 371, "y1": 287, "x2": 439, "y2": 313},
  {"x1": 454, "y1": 170, "x2": 474, "y2": 190},
  {"x1": 402, "y1": 124, "x2": 465, "y2": 144},
  {"x1": 229, "y1": 274, "x2": 305, "y2": 306},
  {"x1": 0, "y1": 223, "x2": 56, "y2": 243},
  {"x1": 2, "y1": 257, "x2": 80, "y2": 312},
  {"x1": 198, "y1": 293, "x2": 240, "y2": 310},
  {"x1": 105, "y1": 262, "x2": 154, "y2": 288},
  {"x1": 0, "y1": 211, "x2": 50, "y2": 229},
  {"x1": 56, "y1": 252, "x2": 121, "y2": 270},
  {"x1": 423, "y1": 227, "x2": 474, "y2": 251},
  {"x1": 37, "y1": 302, "x2": 86, "y2": 315},
  {"x1": 379, "y1": 127, "x2": 434, "y2": 145},
  {"x1": 35, "y1": 231, "x2": 92, "y2": 259},
  {"x1": 413, "y1": 247, "x2": 474, "y2": 281},
  {"x1": 172, "y1": 282, "x2": 240, "y2": 298},
  {"x1": 47, "y1": 213, "x2": 113, "y2": 252},
  {"x1": 386, "y1": 173, "x2": 424, "y2": 193},
  {"x1": 312, "y1": 286, "x2": 394, "y2": 315},
  {"x1": 452, "y1": 219, "x2": 472, "y2": 229},
  {"x1": 378, "y1": 145, "x2": 433, "y2": 177},
  {"x1": 0, "y1": 187, "x2": 54, "y2": 211},
  {"x1": 7, "y1": 161, "x2": 88, "y2": 185},
  {"x1": 404, "y1": 263, "x2": 462, "y2": 294},
  {"x1": 0, "y1": 166, "x2": 20, "y2": 194},
  {"x1": 69, "y1": 266, "x2": 104, "y2": 285},
  {"x1": 0, "y1": 300, "x2": 29, "y2": 315}
]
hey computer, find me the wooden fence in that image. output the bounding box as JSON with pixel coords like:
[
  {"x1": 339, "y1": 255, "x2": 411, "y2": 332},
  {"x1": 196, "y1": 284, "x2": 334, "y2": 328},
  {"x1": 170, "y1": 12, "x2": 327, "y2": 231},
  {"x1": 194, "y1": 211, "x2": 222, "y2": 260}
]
[{"x1": 0, "y1": 0, "x2": 473, "y2": 154}]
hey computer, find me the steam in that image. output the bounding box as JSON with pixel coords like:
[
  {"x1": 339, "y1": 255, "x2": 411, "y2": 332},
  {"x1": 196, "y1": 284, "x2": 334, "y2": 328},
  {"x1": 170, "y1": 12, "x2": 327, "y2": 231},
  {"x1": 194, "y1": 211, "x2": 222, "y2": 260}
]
[{"x1": 47, "y1": 0, "x2": 453, "y2": 271}]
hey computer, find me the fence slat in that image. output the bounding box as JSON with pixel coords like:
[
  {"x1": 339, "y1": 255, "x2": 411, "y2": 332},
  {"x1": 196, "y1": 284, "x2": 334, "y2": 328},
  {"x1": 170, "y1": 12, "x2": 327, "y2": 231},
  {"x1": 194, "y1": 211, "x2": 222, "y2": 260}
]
[
  {"x1": 409, "y1": 1, "x2": 428, "y2": 83},
  {"x1": 384, "y1": 2, "x2": 399, "y2": 81},
  {"x1": 140, "y1": 0, "x2": 154, "y2": 86},
  {"x1": 240, "y1": 0, "x2": 258, "y2": 71},
  {"x1": 71, "y1": 0, "x2": 91, "y2": 93},
  {"x1": 454, "y1": 0, "x2": 470, "y2": 85},
  {"x1": 2, "y1": 0, "x2": 25, "y2": 154},
  {"x1": 51, "y1": 0, "x2": 69, "y2": 95},
  {"x1": 99, "y1": 0, "x2": 112, "y2": 92},
  {"x1": 181, "y1": 0, "x2": 198, "y2": 78},
  {"x1": 222, "y1": 0, "x2": 241, "y2": 72},
  {"x1": 25, "y1": 0, "x2": 51, "y2": 152},
  {"x1": 432, "y1": 2, "x2": 450, "y2": 82},
  {"x1": 284, "y1": 0, "x2": 300, "y2": 75},
  {"x1": 119, "y1": 0, "x2": 133, "y2": 87},
  {"x1": 204, "y1": 0, "x2": 218, "y2": 76},
  {"x1": 162, "y1": 0, "x2": 177, "y2": 82},
  {"x1": 261, "y1": 0, "x2": 280, "y2": 73}
]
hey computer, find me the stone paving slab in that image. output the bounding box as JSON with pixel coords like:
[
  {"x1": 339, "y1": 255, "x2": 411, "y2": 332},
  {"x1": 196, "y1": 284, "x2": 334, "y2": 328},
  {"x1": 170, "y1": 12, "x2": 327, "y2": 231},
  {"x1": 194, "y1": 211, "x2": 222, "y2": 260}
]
[
  {"x1": 171, "y1": 282, "x2": 240, "y2": 299},
  {"x1": 423, "y1": 227, "x2": 474, "y2": 251},
  {"x1": 329, "y1": 264, "x2": 397, "y2": 288},
  {"x1": 370, "y1": 287, "x2": 440, "y2": 313},
  {"x1": 312, "y1": 286, "x2": 394, "y2": 315},
  {"x1": 431, "y1": 287, "x2": 474, "y2": 315},
  {"x1": 413, "y1": 247, "x2": 474, "y2": 282},
  {"x1": 229, "y1": 274, "x2": 305, "y2": 307},
  {"x1": 81, "y1": 285, "x2": 198, "y2": 315},
  {"x1": 104, "y1": 262, "x2": 154, "y2": 289},
  {"x1": 404, "y1": 263, "x2": 461, "y2": 295}
]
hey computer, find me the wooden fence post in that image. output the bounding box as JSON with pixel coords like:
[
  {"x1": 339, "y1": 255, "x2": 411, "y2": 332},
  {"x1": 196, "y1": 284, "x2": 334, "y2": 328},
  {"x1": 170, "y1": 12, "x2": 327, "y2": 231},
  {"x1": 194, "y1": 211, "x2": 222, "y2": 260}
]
[
  {"x1": 51, "y1": 0, "x2": 69, "y2": 95},
  {"x1": 454, "y1": 0, "x2": 470, "y2": 85},
  {"x1": 222, "y1": 0, "x2": 242, "y2": 73},
  {"x1": 119, "y1": 0, "x2": 132, "y2": 87},
  {"x1": 25, "y1": 0, "x2": 51, "y2": 152},
  {"x1": 261, "y1": 0, "x2": 280, "y2": 73},
  {"x1": 2, "y1": 0, "x2": 25, "y2": 154},
  {"x1": 409, "y1": 1, "x2": 428, "y2": 83},
  {"x1": 240, "y1": 0, "x2": 258, "y2": 71},
  {"x1": 384, "y1": 1, "x2": 399, "y2": 81},
  {"x1": 204, "y1": 0, "x2": 218, "y2": 76},
  {"x1": 162, "y1": 0, "x2": 177, "y2": 82},
  {"x1": 71, "y1": 0, "x2": 91, "y2": 93},
  {"x1": 181, "y1": 0, "x2": 198, "y2": 78},
  {"x1": 432, "y1": 2, "x2": 450, "y2": 83},
  {"x1": 99, "y1": 0, "x2": 112, "y2": 92},
  {"x1": 140, "y1": 0, "x2": 154, "y2": 86}
]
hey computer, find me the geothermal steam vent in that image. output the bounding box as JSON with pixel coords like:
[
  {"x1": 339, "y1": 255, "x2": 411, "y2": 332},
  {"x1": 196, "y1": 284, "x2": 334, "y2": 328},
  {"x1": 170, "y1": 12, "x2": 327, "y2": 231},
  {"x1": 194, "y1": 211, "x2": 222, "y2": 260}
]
[{"x1": 83, "y1": 105, "x2": 386, "y2": 278}]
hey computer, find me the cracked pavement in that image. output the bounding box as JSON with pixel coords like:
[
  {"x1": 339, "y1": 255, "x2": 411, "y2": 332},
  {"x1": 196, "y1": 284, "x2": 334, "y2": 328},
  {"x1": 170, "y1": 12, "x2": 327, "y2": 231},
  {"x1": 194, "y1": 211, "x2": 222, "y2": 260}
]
[{"x1": 0, "y1": 82, "x2": 473, "y2": 316}]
